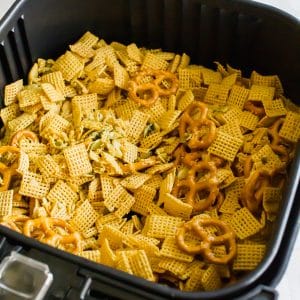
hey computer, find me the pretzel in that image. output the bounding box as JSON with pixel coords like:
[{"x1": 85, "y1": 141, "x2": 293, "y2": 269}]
[
  {"x1": 0, "y1": 215, "x2": 30, "y2": 233},
  {"x1": 179, "y1": 102, "x2": 216, "y2": 150},
  {"x1": 23, "y1": 217, "x2": 82, "y2": 254},
  {"x1": 121, "y1": 156, "x2": 158, "y2": 174},
  {"x1": 128, "y1": 69, "x2": 178, "y2": 107},
  {"x1": 0, "y1": 146, "x2": 20, "y2": 192},
  {"x1": 268, "y1": 118, "x2": 291, "y2": 162},
  {"x1": 244, "y1": 100, "x2": 265, "y2": 118},
  {"x1": 172, "y1": 161, "x2": 219, "y2": 212},
  {"x1": 176, "y1": 217, "x2": 236, "y2": 264},
  {"x1": 241, "y1": 169, "x2": 272, "y2": 214},
  {"x1": 11, "y1": 130, "x2": 39, "y2": 147}
]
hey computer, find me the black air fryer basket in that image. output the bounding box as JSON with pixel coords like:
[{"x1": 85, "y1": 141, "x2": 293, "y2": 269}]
[{"x1": 0, "y1": 0, "x2": 299, "y2": 299}]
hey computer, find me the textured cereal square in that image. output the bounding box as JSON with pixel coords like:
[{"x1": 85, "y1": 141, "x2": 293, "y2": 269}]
[
  {"x1": 127, "y1": 43, "x2": 143, "y2": 63},
  {"x1": 120, "y1": 173, "x2": 151, "y2": 190},
  {"x1": 142, "y1": 52, "x2": 168, "y2": 70},
  {"x1": 114, "y1": 63, "x2": 129, "y2": 89},
  {"x1": 227, "y1": 85, "x2": 250, "y2": 109},
  {"x1": 70, "y1": 42, "x2": 95, "y2": 58},
  {"x1": 161, "y1": 236, "x2": 194, "y2": 262},
  {"x1": 201, "y1": 68, "x2": 222, "y2": 85},
  {"x1": 41, "y1": 71, "x2": 65, "y2": 93},
  {"x1": 0, "y1": 190, "x2": 14, "y2": 216},
  {"x1": 54, "y1": 51, "x2": 84, "y2": 81},
  {"x1": 233, "y1": 244, "x2": 266, "y2": 270},
  {"x1": 163, "y1": 193, "x2": 193, "y2": 220},
  {"x1": 121, "y1": 140, "x2": 138, "y2": 164},
  {"x1": 18, "y1": 88, "x2": 41, "y2": 108},
  {"x1": 70, "y1": 199, "x2": 98, "y2": 232},
  {"x1": 252, "y1": 144, "x2": 282, "y2": 170},
  {"x1": 128, "y1": 250, "x2": 155, "y2": 281},
  {"x1": 208, "y1": 131, "x2": 243, "y2": 162},
  {"x1": 248, "y1": 84, "x2": 275, "y2": 101},
  {"x1": 41, "y1": 83, "x2": 65, "y2": 102},
  {"x1": 229, "y1": 208, "x2": 262, "y2": 239},
  {"x1": 157, "y1": 110, "x2": 181, "y2": 131},
  {"x1": 0, "y1": 103, "x2": 19, "y2": 125},
  {"x1": 101, "y1": 238, "x2": 117, "y2": 267},
  {"x1": 8, "y1": 113, "x2": 36, "y2": 133},
  {"x1": 142, "y1": 215, "x2": 183, "y2": 238},
  {"x1": 221, "y1": 73, "x2": 237, "y2": 88},
  {"x1": 222, "y1": 107, "x2": 243, "y2": 124},
  {"x1": 98, "y1": 225, "x2": 126, "y2": 249},
  {"x1": 177, "y1": 90, "x2": 194, "y2": 111},
  {"x1": 279, "y1": 111, "x2": 300, "y2": 142},
  {"x1": 201, "y1": 265, "x2": 222, "y2": 291},
  {"x1": 64, "y1": 143, "x2": 92, "y2": 177},
  {"x1": 19, "y1": 172, "x2": 50, "y2": 199},
  {"x1": 72, "y1": 94, "x2": 98, "y2": 112},
  {"x1": 204, "y1": 83, "x2": 230, "y2": 105},
  {"x1": 262, "y1": 99, "x2": 286, "y2": 117},
  {"x1": 47, "y1": 180, "x2": 78, "y2": 207},
  {"x1": 125, "y1": 110, "x2": 149, "y2": 143},
  {"x1": 132, "y1": 185, "x2": 157, "y2": 216},
  {"x1": 219, "y1": 190, "x2": 241, "y2": 214},
  {"x1": 140, "y1": 132, "x2": 163, "y2": 149},
  {"x1": 4, "y1": 79, "x2": 23, "y2": 106},
  {"x1": 239, "y1": 111, "x2": 259, "y2": 130},
  {"x1": 250, "y1": 71, "x2": 276, "y2": 87}
]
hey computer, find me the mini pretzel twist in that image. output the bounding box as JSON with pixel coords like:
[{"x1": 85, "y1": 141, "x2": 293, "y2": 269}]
[
  {"x1": 179, "y1": 102, "x2": 216, "y2": 150},
  {"x1": 0, "y1": 146, "x2": 20, "y2": 192},
  {"x1": 241, "y1": 169, "x2": 272, "y2": 214},
  {"x1": 176, "y1": 217, "x2": 236, "y2": 264},
  {"x1": 172, "y1": 161, "x2": 219, "y2": 212},
  {"x1": 23, "y1": 217, "x2": 82, "y2": 254},
  {"x1": 268, "y1": 118, "x2": 291, "y2": 162},
  {"x1": 11, "y1": 130, "x2": 39, "y2": 147},
  {"x1": 244, "y1": 100, "x2": 265, "y2": 117},
  {"x1": 128, "y1": 69, "x2": 178, "y2": 107}
]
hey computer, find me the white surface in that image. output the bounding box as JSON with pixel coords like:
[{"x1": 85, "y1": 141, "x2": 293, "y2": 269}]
[{"x1": 0, "y1": 0, "x2": 299, "y2": 299}]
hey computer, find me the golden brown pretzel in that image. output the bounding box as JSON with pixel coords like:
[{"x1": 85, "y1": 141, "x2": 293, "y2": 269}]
[
  {"x1": 11, "y1": 130, "x2": 39, "y2": 147},
  {"x1": 244, "y1": 100, "x2": 265, "y2": 117},
  {"x1": 268, "y1": 118, "x2": 291, "y2": 162},
  {"x1": 0, "y1": 146, "x2": 20, "y2": 192},
  {"x1": 241, "y1": 169, "x2": 271, "y2": 214},
  {"x1": 23, "y1": 217, "x2": 82, "y2": 254},
  {"x1": 128, "y1": 69, "x2": 178, "y2": 107},
  {"x1": 172, "y1": 161, "x2": 219, "y2": 212},
  {"x1": 176, "y1": 217, "x2": 236, "y2": 264},
  {"x1": 179, "y1": 102, "x2": 216, "y2": 150}
]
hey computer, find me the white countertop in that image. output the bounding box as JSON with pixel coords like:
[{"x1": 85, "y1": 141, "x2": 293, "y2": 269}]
[{"x1": 0, "y1": 0, "x2": 299, "y2": 299}]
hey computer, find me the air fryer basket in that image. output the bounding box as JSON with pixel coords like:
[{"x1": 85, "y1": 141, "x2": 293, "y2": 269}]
[{"x1": 0, "y1": 0, "x2": 299, "y2": 299}]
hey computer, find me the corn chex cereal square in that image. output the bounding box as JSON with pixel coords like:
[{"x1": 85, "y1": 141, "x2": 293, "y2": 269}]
[
  {"x1": 127, "y1": 43, "x2": 143, "y2": 63},
  {"x1": 248, "y1": 84, "x2": 275, "y2": 101},
  {"x1": 36, "y1": 154, "x2": 60, "y2": 179},
  {"x1": 222, "y1": 107, "x2": 243, "y2": 124},
  {"x1": 103, "y1": 185, "x2": 129, "y2": 212},
  {"x1": 163, "y1": 193, "x2": 193, "y2": 220},
  {"x1": 41, "y1": 71, "x2": 65, "y2": 93},
  {"x1": 47, "y1": 180, "x2": 78, "y2": 207},
  {"x1": 252, "y1": 144, "x2": 282, "y2": 170},
  {"x1": 0, "y1": 103, "x2": 19, "y2": 125},
  {"x1": 114, "y1": 193, "x2": 135, "y2": 219},
  {"x1": 128, "y1": 250, "x2": 155, "y2": 281},
  {"x1": 72, "y1": 94, "x2": 98, "y2": 113},
  {"x1": 250, "y1": 71, "x2": 276, "y2": 87},
  {"x1": 19, "y1": 172, "x2": 50, "y2": 199},
  {"x1": 54, "y1": 51, "x2": 84, "y2": 81},
  {"x1": 140, "y1": 132, "x2": 162, "y2": 149},
  {"x1": 18, "y1": 88, "x2": 41, "y2": 108},
  {"x1": 64, "y1": 143, "x2": 92, "y2": 177},
  {"x1": 4, "y1": 79, "x2": 23, "y2": 106},
  {"x1": 177, "y1": 90, "x2": 194, "y2": 111},
  {"x1": 79, "y1": 250, "x2": 101, "y2": 263},
  {"x1": 114, "y1": 63, "x2": 129, "y2": 89},
  {"x1": 120, "y1": 173, "x2": 151, "y2": 190},
  {"x1": 279, "y1": 111, "x2": 300, "y2": 142},
  {"x1": 227, "y1": 85, "x2": 250, "y2": 109},
  {"x1": 142, "y1": 215, "x2": 183, "y2": 238},
  {"x1": 70, "y1": 42, "x2": 95, "y2": 58},
  {"x1": 229, "y1": 207, "x2": 262, "y2": 239},
  {"x1": 219, "y1": 190, "x2": 241, "y2": 214},
  {"x1": 204, "y1": 84, "x2": 230, "y2": 105},
  {"x1": 115, "y1": 251, "x2": 131, "y2": 273},
  {"x1": 121, "y1": 140, "x2": 138, "y2": 163},
  {"x1": 184, "y1": 268, "x2": 205, "y2": 291},
  {"x1": 239, "y1": 111, "x2": 259, "y2": 131},
  {"x1": 201, "y1": 68, "x2": 222, "y2": 85},
  {"x1": 160, "y1": 236, "x2": 194, "y2": 262},
  {"x1": 8, "y1": 113, "x2": 36, "y2": 133},
  {"x1": 125, "y1": 110, "x2": 149, "y2": 143},
  {"x1": 0, "y1": 190, "x2": 14, "y2": 216},
  {"x1": 70, "y1": 199, "x2": 98, "y2": 232},
  {"x1": 233, "y1": 244, "x2": 266, "y2": 271},
  {"x1": 41, "y1": 83, "x2": 65, "y2": 103},
  {"x1": 142, "y1": 52, "x2": 168, "y2": 70},
  {"x1": 262, "y1": 99, "x2": 286, "y2": 117},
  {"x1": 221, "y1": 73, "x2": 237, "y2": 88},
  {"x1": 201, "y1": 265, "x2": 222, "y2": 291},
  {"x1": 77, "y1": 31, "x2": 99, "y2": 48},
  {"x1": 158, "y1": 257, "x2": 189, "y2": 279},
  {"x1": 99, "y1": 225, "x2": 126, "y2": 249},
  {"x1": 157, "y1": 110, "x2": 181, "y2": 131},
  {"x1": 208, "y1": 131, "x2": 243, "y2": 162},
  {"x1": 132, "y1": 185, "x2": 157, "y2": 216},
  {"x1": 101, "y1": 238, "x2": 117, "y2": 267}
]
